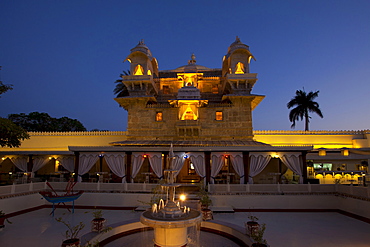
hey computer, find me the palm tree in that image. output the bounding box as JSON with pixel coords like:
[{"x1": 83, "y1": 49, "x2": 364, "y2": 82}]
[
  {"x1": 287, "y1": 89, "x2": 323, "y2": 131},
  {"x1": 113, "y1": 70, "x2": 130, "y2": 98}
]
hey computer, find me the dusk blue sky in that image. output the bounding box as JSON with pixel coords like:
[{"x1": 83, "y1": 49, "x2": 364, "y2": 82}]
[{"x1": 1, "y1": 0, "x2": 370, "y2": 131}]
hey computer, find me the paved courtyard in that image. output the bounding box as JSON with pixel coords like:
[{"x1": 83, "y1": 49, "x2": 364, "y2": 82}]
[{"x1": 1, "y1": 208, "x2": 370, "y2": 246}]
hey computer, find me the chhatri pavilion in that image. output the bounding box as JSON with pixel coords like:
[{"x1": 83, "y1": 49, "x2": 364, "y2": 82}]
[{"x1": 0, "y1": 38, "x2": 369, "y2": 186}]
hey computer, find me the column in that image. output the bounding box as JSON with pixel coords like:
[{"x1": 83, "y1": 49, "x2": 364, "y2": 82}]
[
  {"x1": 73, "y1": 151, "x2": 80, "y2": 181},
  {"x1": 205, "y1": 151, "x2": 211, "y2": 185},
  {"x1": 301, "y1": 151, "x2": 307, "y2": 184},
  {"x1": 242, "y1": 151, "x2": 249, "y2": 184},
  {"x1": 27, "y1": 154, "x2": 33, "y2": 173},
  {"x1": 126, "y1": 152, "x2": 132, "y2": 183}
]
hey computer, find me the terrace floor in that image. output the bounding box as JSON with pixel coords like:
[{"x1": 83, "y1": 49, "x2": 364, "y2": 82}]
[{"x1": 1, "y1": 208, "x2": 370, "y2": 247}]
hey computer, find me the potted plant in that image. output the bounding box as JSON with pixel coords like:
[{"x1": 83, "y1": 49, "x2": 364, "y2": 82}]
[
  {"x1": 198, "y1": 184, "x2": 213, "y2": 220},
  {"x1": 56, "y1": 217, "x2": 85, "y2": 247},
  {"x1": 245, "y1": 214, "x2": 259, "y2": 236},
  {"x1": 251, "y1": 223, "x2": 268, "y2": 247},
  {"x1": 0, "y1": 210, "x2": 12, "y2": 231},
  {"x1": 91, "y1": 209, "x2": 106, "y2": 233}
]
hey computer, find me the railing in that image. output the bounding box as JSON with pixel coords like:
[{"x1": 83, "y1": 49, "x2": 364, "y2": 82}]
[
  {"x1": 2, "y1": 182, "x2": 370, "y2": 200},
  {"x1": 207, "y1": 183, "x2": 361, "y2": 195},
  {"x1": 253, "y1": 130, "x2": 368, "y2": 135},
  {"x1": 0, "y1": 182, "x2": 160, "y2": 197}
]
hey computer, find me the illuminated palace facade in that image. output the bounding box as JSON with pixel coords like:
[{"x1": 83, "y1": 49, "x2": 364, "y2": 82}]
[{"x1": 1, "y1": 38, "x2": 370, "y2": 185}]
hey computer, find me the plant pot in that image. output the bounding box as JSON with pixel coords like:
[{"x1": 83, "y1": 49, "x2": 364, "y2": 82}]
[
  {"x1": 245, "y1": 221, "x2": 259, "y2": 236},
  {"x1": 61, "y1": 238, "x2": 80, "y2": 247},
  {"x1": 251, "y1": 243, "x2": 268, "y2": 247},
  {"x1": 91, "y1": 218, "x2": 106, "y2": 232},
  {"x1": 201, "y1": 208, "x2": 213, "y2": 221},
  {"x1": 0, "y1": 217, "x2": 5, "y2": 232}
]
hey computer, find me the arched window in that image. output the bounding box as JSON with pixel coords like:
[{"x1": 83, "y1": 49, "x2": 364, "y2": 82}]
[
  {"x1": 134, "y1": 64, "x2": 144, "y2": 75},
  {"x1": 181, "y1": 106, "x2": 198, "y2": 120}
]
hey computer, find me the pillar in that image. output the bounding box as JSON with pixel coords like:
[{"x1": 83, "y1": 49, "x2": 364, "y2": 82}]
[
  {"x1": 126, "y1": 152, "x2": 132, "y2": 183},
  {"x1": 163, "y1": 152, "x2": 168, "y2": 170},
  {"x1": 301, "y1": 151, "x2": 307, "y2": 184},
  {"x1": 242, "y1": 151, "x2": 249, "y2": 184},
  {"x1": 99, "y1": 154, "x2": 103, "y2": 172},
  {"x1": 27, "y1": 154, "x2": 33, "y2": 173},
  {"x1": 73, "y1": 151, "x2": 80, "y2": 181},
  {"x1": 205, "y1": 152, "x2": 211, "y2": 185}
]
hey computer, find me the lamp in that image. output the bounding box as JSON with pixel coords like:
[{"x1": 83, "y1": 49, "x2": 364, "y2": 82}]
[
  {"x1": 272, "y1": 153, "x2": 279, "y2": 158},
  {"x1": 318, "y1": 148, "x2": 326, "y2": 156},
  {"x1": 341, "y1": 148, "x2": 349, "y2": 156}
]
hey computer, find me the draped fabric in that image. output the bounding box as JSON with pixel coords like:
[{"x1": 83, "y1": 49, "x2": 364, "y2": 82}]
[
  {"x1": 211, "y1": 153, "x2": 225, "y2": 184},
  {"x1": 249, "y1": 153, "x2": 271, "y2": 184},
  {"x1": 10, "y1": 156, "x2": 28, "y2": 172},
  {"x1": 148, "y1": 152, "x2": 163, "y2": 179},
  {"x1": 57, "y1": 156, "x2": 75, "y2": 172},
  {"x1": 78, "y1": 153, "x2": 99, "y2": 182},
  {"x1": 189, "y1": 153, "x2": 206, "y2": 178},
  {"x1": 104, "y1": 153, "x2": 126, "y2": 183},
  {"x1": 173, "y1": 152, "x2": 186, "y2": 177},
  {"x1": 131, "y1": 153, "x2": 144, "y2": 182},
  {"x1": 280, "y1": 153, "x2": 303, "y2": 184},
  {"x1": 229, "y1": 152, "x2": 244, "y2": 184},
  {"x1": 31, "y1": 157, "x2": 49, "y2": 178}
]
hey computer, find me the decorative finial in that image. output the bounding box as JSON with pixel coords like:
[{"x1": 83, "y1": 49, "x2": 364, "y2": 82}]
[
  {"x1": 138, "y1": 39, "x2": 145, "y2": 45},
  {"x1": 235, "y1": 36, "x2": 241, "y2": 43},
  {"x1": 188, "y1": 53, "x2": 196, "y2": 64}
]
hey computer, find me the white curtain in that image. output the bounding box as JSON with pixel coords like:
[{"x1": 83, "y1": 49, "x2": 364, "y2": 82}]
[
  {"x1": 280, "y1": 153, "x2": 303, "y2": 184},
  {"x1": 131, "y1": 153, "x2": 144, "y2": 182},
  {"x1": 31, "y1": 157, "x2": 49, "y2": 178},
  {"x1": 173, "y1": 152, "x2": 186, "y2": 177},
  {"x1": 104, "y1": 153, "x2": 126, "y2": 183},
  {"x1": 230, "y1": 152, "x2": 244, "y2": 184},
  {"x1": 78, "y1": 153, "x2": 99, "y2": 182},
  {"x1": 10, "y1": 156, "x2": 28, "y2": 172},
  {"x1": 189, "y1": 153, "x2": 206, "y2": 178},
  {"x1": 249, "y1": 153, "x2": 271, "y2": 184},
  {"x1": 211, "y1": 153, "x2": 225, "y2": 184},
  {"x1": 148, "y1": 152, "x2": 163, "y2": 179},
  {"x1": 57, "y1": 156, "x2": 75, "y2": 172}
]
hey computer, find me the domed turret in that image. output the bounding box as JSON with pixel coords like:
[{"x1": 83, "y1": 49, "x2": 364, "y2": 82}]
[
  {"x1": 124, "y1": 40, "x2": 158, "y2": 77},
  {"x1": 222, "y1": 36, "x2": 255, "y2": 76}
]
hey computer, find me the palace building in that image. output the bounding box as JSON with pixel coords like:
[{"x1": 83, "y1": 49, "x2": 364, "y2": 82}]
[{"x1": 1, "y1": 38, "x2": 369, "y2": 186}]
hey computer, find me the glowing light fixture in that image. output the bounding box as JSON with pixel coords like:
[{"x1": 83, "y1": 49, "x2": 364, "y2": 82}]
[
  {"x1": 272, "y1": 153, "x2": 280, "y2": 158},
  {"x1": 318, "y1": 149, "x2": 326, "y2": 156},
  {"x1": 179, "y1": 194, "x2": 186, "y2": 201},
  {"x1": 235, "y1": 62, "x2": 245, "y2": 74},
  {"x1": 134, "y1": 64, "x2": 144, "y2": 75},
  {"x1": 341, "y1": 148, "x2": 349, "y2": 156}
]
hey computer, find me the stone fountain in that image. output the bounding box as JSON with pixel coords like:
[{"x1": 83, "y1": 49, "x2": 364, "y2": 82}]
[{"x1": 140, "y1": 145, "x2": 202, "y2": 247}]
